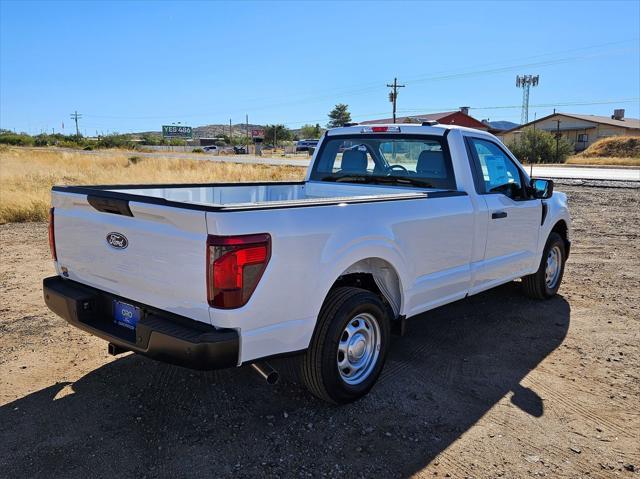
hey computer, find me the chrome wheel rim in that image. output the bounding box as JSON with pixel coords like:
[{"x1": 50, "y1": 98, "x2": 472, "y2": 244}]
[
  {"x1": 545, "y1": 245, "x2": 562, "y2": 289},
  {"x1": 337, "y1": 313, "x2": 381, "y2": 385}
]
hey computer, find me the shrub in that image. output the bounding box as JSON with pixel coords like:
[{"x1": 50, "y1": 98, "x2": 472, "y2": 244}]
[
  {"x1": 0, "y1": 132, "x2": 34, "y2": 146},
  {"x1": 58, "y1": 140, "x2": 83, "y2": 148},
  {"x1": 507, "y1": 128, "x2": 573, "y2": 164},
  {"x1": 95, "y1": 134, "x2": 135, "y2": 149},
  {"x1": 192, "y1": 148, "x2": 204, "y2": 153},
  {"x1": 140, "y1": 133, "x2": 163, "y2": 146},
  {"x1": 33, "y1": 135, "x2": 51, "y2": 147}
]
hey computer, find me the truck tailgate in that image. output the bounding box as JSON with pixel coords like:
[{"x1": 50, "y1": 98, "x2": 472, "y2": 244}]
[{"x1": 52, "y1": 191, "x2": 211, "y2": 325}]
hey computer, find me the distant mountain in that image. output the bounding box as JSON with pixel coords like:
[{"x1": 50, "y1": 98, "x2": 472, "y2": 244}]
[{"x1": 485, "y1": 120, "x2": 519, "y2": 131}]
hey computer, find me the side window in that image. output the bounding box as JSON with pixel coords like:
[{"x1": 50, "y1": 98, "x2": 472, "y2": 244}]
[{"x1": 469, "y1": 138, "x2": 526, "y2": 200}]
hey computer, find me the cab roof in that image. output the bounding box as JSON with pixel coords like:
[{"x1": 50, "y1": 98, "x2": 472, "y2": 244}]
[{"x1": 324, "y1": 123, "x2": 499, "y2": 140}]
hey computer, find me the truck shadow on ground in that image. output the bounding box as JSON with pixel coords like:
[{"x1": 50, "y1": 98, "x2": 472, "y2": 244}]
[{"x1": 1, "y1": 282, "x2": 570, "y2": 478}]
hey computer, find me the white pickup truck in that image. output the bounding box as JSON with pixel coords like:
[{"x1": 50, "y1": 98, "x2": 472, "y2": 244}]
[{"x1": 43, "y1": 123, "x2": 571, "y2": 403}]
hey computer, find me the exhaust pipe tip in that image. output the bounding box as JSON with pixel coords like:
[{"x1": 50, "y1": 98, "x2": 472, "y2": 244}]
[
  {"x1": 265, "y1": 370, "x2": 280, "y2": 385},
  {"x1": 251, "y1": 362, "x2": 279, "y2": 385}
]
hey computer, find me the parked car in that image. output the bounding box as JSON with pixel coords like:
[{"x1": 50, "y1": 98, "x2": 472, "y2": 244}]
[
  {"x1": 296, "y1": 139, "x2": 319, "y2": 152},
  {"x1": 233, "y1": 145, "x2": 247, "y2": 154},
  {"x1": 202, "y1": 145, "x2": 219, "y2": 152},
  {"x1": 43, "y1": 123, "x2": 571, "y2": 403}
]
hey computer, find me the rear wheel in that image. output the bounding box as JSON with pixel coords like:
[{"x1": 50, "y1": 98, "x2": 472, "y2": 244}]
[
  {"x1": 523, "y1": 232, "x2": 566, "y2": 299},
  {"x1": 301, "y1": 287, "x2": 390, "y2": 404}
]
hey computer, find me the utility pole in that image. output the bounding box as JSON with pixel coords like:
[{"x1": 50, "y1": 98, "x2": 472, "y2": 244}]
[
  {"x1": 515, "y1": 75, "x2": 539, "y2": 124},
  {"x1": 246, "y1": 114, "x2": 249, "y2": 151},
  {"x1": 229, "y1": 118, "x2": 232, "y2": 140},
  {"x1": 532, "y1": 112, "x2": 537, "y2": 169},
  {"x1": 70, "y1": 111, "x2": 82, "y2": 137},
  {"x1": 386, "y1": 77, "x2": 405, "y2": 123},
  {"x1": 555, "y1": 119, "x2": 561, "y2": 163}
]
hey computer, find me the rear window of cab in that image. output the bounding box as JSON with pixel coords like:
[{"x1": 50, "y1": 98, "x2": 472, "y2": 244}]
[{"x1": 310, "y1": 134, "x2": 456, "y2": 190}]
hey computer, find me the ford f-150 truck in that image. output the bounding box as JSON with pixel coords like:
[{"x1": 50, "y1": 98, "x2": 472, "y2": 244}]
[{"x1": 43, "y1": 123, "x2": 570, "y2": 403}]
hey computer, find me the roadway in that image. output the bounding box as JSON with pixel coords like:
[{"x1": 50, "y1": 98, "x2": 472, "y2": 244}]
[
  {"x1": 138, "y1": 150, "x2": 640, "y2": 182},
  {"x1": 25, "y1": 147, "x2": 640, "y2": 182},
  {"x1": 528, "y1": 165, "x2": 640, "y2": 182},
  {"x1": 202, "y1": 155, "x2": 640, "y2": 182}
]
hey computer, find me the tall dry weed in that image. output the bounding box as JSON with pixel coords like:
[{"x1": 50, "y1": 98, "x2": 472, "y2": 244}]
[{"x1": 0, "y1": 147, "x2": 305, "y2": 223}]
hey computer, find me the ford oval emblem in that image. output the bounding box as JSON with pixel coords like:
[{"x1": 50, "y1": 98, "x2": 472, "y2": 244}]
[{"x1": 106, "y1": 232, "x2": 128, "y2": 250}]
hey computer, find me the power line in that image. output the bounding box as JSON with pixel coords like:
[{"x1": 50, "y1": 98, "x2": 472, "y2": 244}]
[
  {"x1": 277, "y1": 97, "x2": 640, "y2": 129},
  {"x1": 80, "y1": 40, "x2": 639, "y2": 123},
  {"x1": 40, "y1": 96, "x2": 638, "y2": 134},
  {"x1": 395, "y1": 97, "x2": 640, "y2": 114}
]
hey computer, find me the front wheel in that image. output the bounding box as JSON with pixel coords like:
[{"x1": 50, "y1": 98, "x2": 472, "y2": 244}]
[
  {"x1": 522, "y1": 232, "x2": 566, "y2": 299},
  {"x1": 301, "y1": 287, "x2": 390, "y2": 404}
]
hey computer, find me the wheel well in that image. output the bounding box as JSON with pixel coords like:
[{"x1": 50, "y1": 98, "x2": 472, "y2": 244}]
[
  {"x1": 551, "y1": 220, "x2": 570, "y2": 256},
  {"x1": 333, "y1": 272, "x2": 383, "y2": 298},
  {"x1": 330, "y1": 258, "x2": 402, "y2": 319},
  {"x1": 551, "y1": 220, "x2": 567, "y2": 240}
]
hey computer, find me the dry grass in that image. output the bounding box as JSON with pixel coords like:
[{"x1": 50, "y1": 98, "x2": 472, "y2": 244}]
[
  {"x1": 567, "y1": 136, "x2": 640, "y2": 166},
  {"x1": 566, "y1": 155, "x2": 640, "y2": 166},
  {"x1": 578, "y1": 136, "x2": 640, "y2": 158},
  {"x1": 0, "y1": 146, "x2": 305, "y2": 223}
]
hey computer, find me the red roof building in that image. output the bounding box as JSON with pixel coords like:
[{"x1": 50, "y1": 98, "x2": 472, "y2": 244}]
[{"x1": 360, "y1": 108, "x2": 489, "y2": 131}]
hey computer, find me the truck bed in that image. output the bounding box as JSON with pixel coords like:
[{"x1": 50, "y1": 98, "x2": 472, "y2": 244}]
[
  {"x1": 50, "y1": 179, "x2": 464, "y2": 330},
  {"x1": 52, "y1": 181, "x2": 456, "y2": 212}
]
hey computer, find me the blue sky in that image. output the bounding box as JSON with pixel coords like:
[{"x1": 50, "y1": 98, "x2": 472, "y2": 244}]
[{"x1": 1, "y1": 0, "x2": 639, "y2": 135}]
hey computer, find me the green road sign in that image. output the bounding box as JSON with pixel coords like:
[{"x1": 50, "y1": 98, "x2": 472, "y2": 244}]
[{"x1": 162, "y1": 125, "x2": 193, "y2": 139}]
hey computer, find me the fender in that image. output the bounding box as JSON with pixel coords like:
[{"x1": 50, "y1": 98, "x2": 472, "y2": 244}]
[
  {"x1": 537, "y1": 191, "x2": 571, "y2": 261},
  {"x1": 312, "y1": 235, "x2": 411, "y2": 320}
]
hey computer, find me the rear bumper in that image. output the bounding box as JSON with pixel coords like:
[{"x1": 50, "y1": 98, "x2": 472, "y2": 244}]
[{"x1": 43, "y1": 276, "x2": 239, "y2": 370}]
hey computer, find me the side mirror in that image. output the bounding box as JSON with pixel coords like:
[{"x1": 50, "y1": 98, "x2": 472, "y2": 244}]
[{"x1": 530, "y1": 178, "x2": 554, "y2": 199}]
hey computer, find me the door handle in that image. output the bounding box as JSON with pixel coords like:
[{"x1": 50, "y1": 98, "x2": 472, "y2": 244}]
[{"x1": 492, "y1": 211, "x2": 508, "y2": 219}]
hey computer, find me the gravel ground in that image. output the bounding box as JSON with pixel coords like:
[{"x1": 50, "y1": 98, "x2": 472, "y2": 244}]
[{"x1": 0, "y1": 185, "x2": 638, "y2": 478}]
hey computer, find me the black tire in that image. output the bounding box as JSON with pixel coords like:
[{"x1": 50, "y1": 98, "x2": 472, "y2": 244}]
[
  {"x1": 301, "y1": 287, "x2": 390, "y2": 404},
  {"x1": 523, "y1": 232, "x2": 566, "y2": 299}
]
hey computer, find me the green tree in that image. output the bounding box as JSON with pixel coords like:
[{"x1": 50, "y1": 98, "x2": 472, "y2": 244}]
[
  {"x1": 507, "y1": 128, "x2": 574, "y2": 164},
  {"x1": 327, "y1": 104, "x2": 352, "y2": 128},
  {"x1": 214, "y1": 134, "x2": 230, "y2": 145},
  {"x1": 232, "y1": 135, "x2": 251, "y2": 146},
  {"x1": 263, "y1": 124, "x2": 292, "y2": 146},
  {"x1": 300, "y1": 123, "x2": 323, "y2": 139}
]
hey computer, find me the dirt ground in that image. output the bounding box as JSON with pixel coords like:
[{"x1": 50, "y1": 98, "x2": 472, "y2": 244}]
[{"x1": 1, "y1": 184, "x2": 638, "y2": 478}]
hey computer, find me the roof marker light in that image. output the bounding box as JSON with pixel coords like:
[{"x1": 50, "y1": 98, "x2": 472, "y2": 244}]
[{"x1": 361, "y1": 126, "x2": 401, "y2": 133}]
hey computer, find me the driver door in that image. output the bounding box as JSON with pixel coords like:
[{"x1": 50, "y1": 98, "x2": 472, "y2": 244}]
[{"x1": 466, "y1": 137, "x2": 541, "y2": 291}]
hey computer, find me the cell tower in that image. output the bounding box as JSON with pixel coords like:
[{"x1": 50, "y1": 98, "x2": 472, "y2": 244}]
[{"x1": 516, "y1": 75, "x2": 539, "y2": 124}]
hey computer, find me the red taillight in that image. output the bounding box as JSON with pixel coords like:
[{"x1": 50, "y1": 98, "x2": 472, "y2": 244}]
[
  {"x1": 207, "y1": 234, "x2": 271, "y2": 309},
  {"x1": 48, "y1": 207, "x2": 57, "y2": 261},
  {"x1": 371, "y1": 126, "x2": 389, "y2": 132}
]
